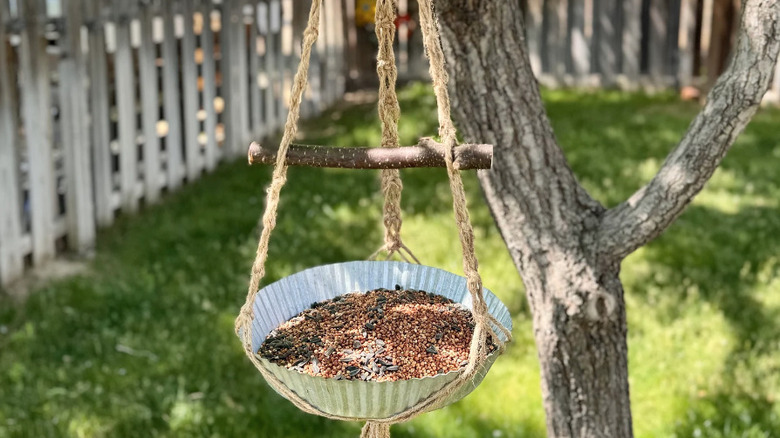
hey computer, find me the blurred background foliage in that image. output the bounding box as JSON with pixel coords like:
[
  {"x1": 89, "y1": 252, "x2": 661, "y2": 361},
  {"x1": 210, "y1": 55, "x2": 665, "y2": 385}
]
[{"x1": 1, "y1": 83, "x2": 779, "y2": 437}]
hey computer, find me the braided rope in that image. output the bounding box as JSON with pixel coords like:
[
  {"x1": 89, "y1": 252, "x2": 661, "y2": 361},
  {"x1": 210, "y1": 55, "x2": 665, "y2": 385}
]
[{"x1": 374, "y1": 0, "x2": 418, "y2": 262}]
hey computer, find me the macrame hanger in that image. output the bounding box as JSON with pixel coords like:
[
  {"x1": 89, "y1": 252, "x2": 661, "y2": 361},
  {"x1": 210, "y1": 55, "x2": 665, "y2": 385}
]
[
  {"x1": 370, "y1": 0, "x2": 421, "y2": 264},
  {"x1": 362, "y1": 0, "x2": 513, "y2": 436},
  {"x1": 232, "y1": 2, "x2": 511, "y2": 437}
]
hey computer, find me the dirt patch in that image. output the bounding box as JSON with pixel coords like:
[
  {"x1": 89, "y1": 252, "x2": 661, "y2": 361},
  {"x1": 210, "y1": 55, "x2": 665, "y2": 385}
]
[{"x1": 1, "y1": 257, "x2": 91, "y2": 303}]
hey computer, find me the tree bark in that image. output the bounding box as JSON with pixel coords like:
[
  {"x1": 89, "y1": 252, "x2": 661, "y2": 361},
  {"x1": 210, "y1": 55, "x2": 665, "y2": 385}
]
[{"x1": 434, "y1": 1, "x2": 780, "y2": 437}]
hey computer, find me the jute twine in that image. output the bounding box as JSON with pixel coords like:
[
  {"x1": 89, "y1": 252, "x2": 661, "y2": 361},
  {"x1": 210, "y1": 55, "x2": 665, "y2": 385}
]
[
  {"x1": 373, "y1": 0, "x2": 412, "y2": 262},
  {"x1": 235, "y1": 1, "x2": 512, "y2": 437}
]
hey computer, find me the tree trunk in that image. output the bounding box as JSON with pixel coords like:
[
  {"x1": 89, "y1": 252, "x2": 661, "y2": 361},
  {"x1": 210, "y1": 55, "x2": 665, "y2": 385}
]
[
  {"x1": 434, "y1": 3, "x2": 632, "y2": 436},
  {"x1": 434, "y1": 1, "x2": 780, "y2": 437}
]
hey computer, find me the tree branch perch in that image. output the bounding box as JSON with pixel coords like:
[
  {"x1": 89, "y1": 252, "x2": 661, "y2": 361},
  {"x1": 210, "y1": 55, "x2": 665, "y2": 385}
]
[{"x1": 247, "y1": 138, "x2": 493, "y2": 170}]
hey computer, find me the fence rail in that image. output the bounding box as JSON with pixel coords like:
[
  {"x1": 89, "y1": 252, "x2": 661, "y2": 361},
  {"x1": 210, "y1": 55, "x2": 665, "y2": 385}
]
[{"x1": 0, "y1": 0, "x2": 347, "y2": 286}]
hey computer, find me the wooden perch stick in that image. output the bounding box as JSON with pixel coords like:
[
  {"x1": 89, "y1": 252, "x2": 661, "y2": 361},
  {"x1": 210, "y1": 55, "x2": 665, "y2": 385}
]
[{"x1": 247, "y1": 138, "x2": 493, "y2": 170}]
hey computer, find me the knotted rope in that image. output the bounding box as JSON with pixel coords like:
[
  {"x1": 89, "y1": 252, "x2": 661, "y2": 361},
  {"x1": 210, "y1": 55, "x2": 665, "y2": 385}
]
[
  {"x1": 235, "y1": 1, "x2": 512, "y2": 437},
  {"x1": 371, "y1": 0, "x2": 420, "y2": 264}
]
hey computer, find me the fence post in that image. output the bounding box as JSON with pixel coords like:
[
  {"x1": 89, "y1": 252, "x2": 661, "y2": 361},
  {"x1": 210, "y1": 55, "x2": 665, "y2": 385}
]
[
  {"x1": 648, "y1": 0, "x2": 669, "y2": 84},
  {"x1": 222, "y1": 0, "x2": 250, "y2": 156},
  {"x1": 280, "y1": 0, "x2": 293, "y2": 123},
  {"x1": 773, "y1": 56, "x2": 780, "y2": 104},
  {"x1": 85, "y1": 0, "x2": 114, "y2": 226},
  {"x1": 677, "y1": 0, "x2": 696, "y2": 87},
  {"x1": 249, "y1": 2, "x2": 263, "y2": 138},
  {"x1": 199, "y1": 0, "x2": 219, "y2": 171},
  {"x1": 0, "y1": 1, "x2": 24, "y2": 285},
  {"x1": 621, "y1": 0, "x2": 641, "y2": 86},
  {"x1": 595, "y1": 0, "x2": 618, "y2": 85},
  {"x1": 181, "y1": 0, "x2": 202, "y2": 180},
  {"x1": 19, "y1": 0, "x2": 56, "y2": 265},
  {"x1": 334, "y1": 0, "x2": 346, "y2": 97},
  {"x1": 543, "y1": 0, "x2": 568, "y2": 82},
  {"x1": 112, "y1": 0, "x2": 139, "y2": 212},
  {"x1": 59, "y1": 0, "x2": 96, "y2": 252},
  {"x1": 162, "y1": 0, "x2": 184, "y2": 189},
  {"x1": 138, "y1": 0, "x2": 162, "y2": 203},
  {"x1": 568, "y1": 0, "x2": 590, "y2": 79},
  {"x1": 525, "y1": 0, "x2": 544, "y2": 77},
  {"x1": 264, "y1": 0, "x2": 280, "y2": 132}
]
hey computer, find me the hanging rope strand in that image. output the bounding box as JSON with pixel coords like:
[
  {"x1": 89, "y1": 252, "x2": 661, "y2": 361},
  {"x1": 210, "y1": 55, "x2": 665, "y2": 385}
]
[
  {"x1": 417, "y1": 0, "x2": 511, "y2": 344},
  {"x1": 374, "y1": 0, "x2": 419, "y2": 262},
  {"x1": 236, "y1": 0, "x2": 321, "y2": 341}
]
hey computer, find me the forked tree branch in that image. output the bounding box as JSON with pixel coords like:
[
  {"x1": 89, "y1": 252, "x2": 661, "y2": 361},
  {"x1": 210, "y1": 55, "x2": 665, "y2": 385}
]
[
  {"x1": 247, "y1": 138, "x2": 493, "y2": 169},
  {"x1": 598, "y1": 0, "x2": 780, "y2": 260}
]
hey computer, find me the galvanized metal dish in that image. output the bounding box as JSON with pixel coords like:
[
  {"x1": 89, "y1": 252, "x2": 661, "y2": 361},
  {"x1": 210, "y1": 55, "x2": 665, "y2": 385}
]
[{"x1": 243, "y1": 261, "x2": 512, "y2": 420}]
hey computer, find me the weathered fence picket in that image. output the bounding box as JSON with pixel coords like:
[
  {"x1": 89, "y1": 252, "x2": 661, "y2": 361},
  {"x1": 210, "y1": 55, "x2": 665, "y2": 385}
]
[
  {"x1": 595, "y1": 0, "x2": 618, "y2": 84},
  {"x1": 199, "y1": 2, "x2": 219, "y2": 172},
  {"x1": 0, "y1": 1, "x2": 24, "y2": 282},
  {"x1": 139, "y1": 0, "x2": 162, "y2": 204},
  {"x1": 249, "y1": 3, "x2": 264, "y2": 138},
  {"x1": 162, "y1": 0, "x2": 184, "y2": 190},
  {"x1": 181, "y1": 0, "x2": 202, "y2": 181},
  {"x1": 264, "y1": 0, "x2": 281, "y2": 133},
  {"x1": 114, "y1": 1, "x2": 139, "y2": 212},
  {"x1": 86, "y1": 0, "x2": 114, "y2": 227},
  {"x1": 18, "y1": 0, "x2": 56, "y2": 265},
  {"x1": 59, "y1": 0, "x2": 95, "y2": 251}
]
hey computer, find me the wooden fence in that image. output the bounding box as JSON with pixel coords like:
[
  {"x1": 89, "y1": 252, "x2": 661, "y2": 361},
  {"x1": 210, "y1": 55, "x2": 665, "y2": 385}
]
[
  {"x1": 522, "y1": 0, "x2": 780, "y2": 100},
  {"x1": 0, "y1": 0, "x2": 347, "y2": 287}
]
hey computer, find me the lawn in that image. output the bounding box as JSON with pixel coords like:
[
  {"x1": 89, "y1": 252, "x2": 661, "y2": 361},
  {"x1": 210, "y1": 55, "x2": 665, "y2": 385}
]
[{"x1": 1, "y1": 83, "x2": 779, "y2": 438}]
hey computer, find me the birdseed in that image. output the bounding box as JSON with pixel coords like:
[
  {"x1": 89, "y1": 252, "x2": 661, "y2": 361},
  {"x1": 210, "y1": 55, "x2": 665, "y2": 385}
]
[{"x1": 257, "y1": 288, "x2": 496, "y2": 381}]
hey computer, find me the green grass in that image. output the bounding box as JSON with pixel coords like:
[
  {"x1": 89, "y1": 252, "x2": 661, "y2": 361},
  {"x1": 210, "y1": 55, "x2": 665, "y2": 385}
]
[{"x1": 1, "y1": 83, "x2": 779, "y2": 437}]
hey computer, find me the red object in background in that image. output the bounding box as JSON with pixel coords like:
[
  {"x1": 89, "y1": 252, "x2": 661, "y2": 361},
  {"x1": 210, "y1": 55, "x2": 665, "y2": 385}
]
[{"x1": 394, "y1": 13, "x2": 416, "y2": 38}]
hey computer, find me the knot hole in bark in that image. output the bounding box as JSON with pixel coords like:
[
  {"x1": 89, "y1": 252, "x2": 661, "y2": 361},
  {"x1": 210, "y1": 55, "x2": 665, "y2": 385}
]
[{"x1": 585, "y1": 290, "x2": 617, "y2": 322}]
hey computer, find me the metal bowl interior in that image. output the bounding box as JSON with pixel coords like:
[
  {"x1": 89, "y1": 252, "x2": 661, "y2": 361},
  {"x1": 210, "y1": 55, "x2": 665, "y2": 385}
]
[{"x1": 244, "y1": 261, "x2": 513, "y2": 420}]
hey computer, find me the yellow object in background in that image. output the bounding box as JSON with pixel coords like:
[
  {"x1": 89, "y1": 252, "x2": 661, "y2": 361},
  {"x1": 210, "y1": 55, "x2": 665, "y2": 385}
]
[{"x1": 355, "y1": 0, "x2": 376, "y2": 27}]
